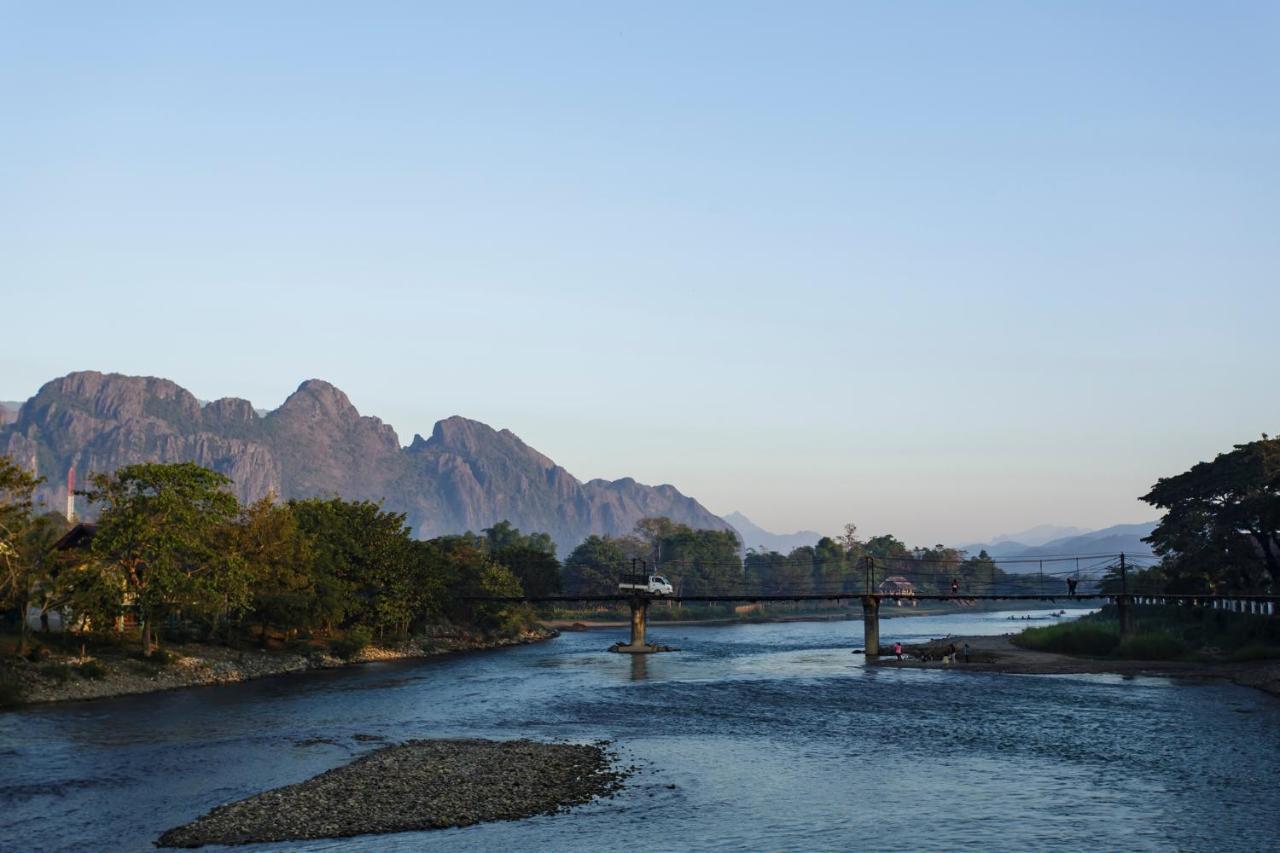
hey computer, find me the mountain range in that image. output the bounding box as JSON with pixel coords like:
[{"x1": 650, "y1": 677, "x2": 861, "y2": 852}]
[
  {"x1": 0, "y1": 372, "x2": 732, "y2": 554},
  {"x1": 987, "y1": 524, "x2": 1089, "y2": 547},
  {"x1": 723, "y1": 512, "x2": 822, "y2": 553},
  {"x1": 961, "y1": 522, "x2": 1158, "y2": 569}
]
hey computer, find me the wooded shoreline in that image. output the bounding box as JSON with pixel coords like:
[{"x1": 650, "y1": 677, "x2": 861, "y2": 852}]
[{"x1": 0, "y1": 626, "x2": 558, "y2": 710}]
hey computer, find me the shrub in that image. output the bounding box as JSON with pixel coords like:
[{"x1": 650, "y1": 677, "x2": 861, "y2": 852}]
[
  {"x1": 1116, "y1": 632, "x2": 1188, "y2": 661},
  {"x1": 1228, "y1": 643, "x2": 1280, "y2": 662},
  {"x1": 0, "y1": 675, "x2": 26, "y2": 708},
  {"x1": 25, "y1": 645, "x2": 50, "y2": 663},
  {"x1": 1013, "y1": 621, "x2": 1120, "y2": 656},
  {"x1": 77, "y1": 661, "x2": 108, "y2": 680},
  {"x1": 40, "y1": 663, "x2": 74, "y2": 684},
  {"x1": 137, "y1": 648, "x2": 174, "y2": 667},
  {"x1": 331, "y1": 627, "x2": 372, "y2": 660}
]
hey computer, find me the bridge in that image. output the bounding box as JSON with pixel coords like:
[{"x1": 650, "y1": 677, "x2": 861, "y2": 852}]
[{"x1": 474, "y1": 590, "x2": 1280, "y2": 655}]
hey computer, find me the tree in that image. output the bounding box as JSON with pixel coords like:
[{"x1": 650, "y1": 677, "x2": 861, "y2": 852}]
[
  {"x1": 633, "y1": 519, "x2": 741, "y2": 595},
  {"x1": 87, "y1": 463, "x2": 244, "y2": 655},
  {"x1": 493, "y1": 545, "x2": 561, "y2": 598},
  {"x1": 233, "y1": 497, "x2": 314, "y2": 644},
  {"x1": 813, "y1": 537, "x2": 846, "y2": 594},
  {"x1": 12, "y1": 512, "x2": 71, "y2": 653},
  {"x1": 0, "y1": 454, "x2": 42, "y2": 615},
  {"x1": 562, "y1": 535, "x2": 629, "y2": 596},
  {"x1": 745, "y1": 548, "x2": 810, "y2": 594},
  {"x1": 289, "y1": 497, "x2": 415, "y2": 638},
  {"x1": 1143, "y1": 436, "x2": 1280, "y2": 591},
  {"x1": 470, "y1": 562, "x2": 527, "y2": 633},
  {"x1": 482, "y1": 521, "x2": 555, "y2": 557}
]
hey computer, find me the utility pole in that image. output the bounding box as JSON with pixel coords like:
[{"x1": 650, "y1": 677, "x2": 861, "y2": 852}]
[
  {"x1": 1117, "y1": 552, "x2": 1133, "y2": 638},
  {"x1": 1039, "y1": 560, "x2": 1043, "y2": 596}
]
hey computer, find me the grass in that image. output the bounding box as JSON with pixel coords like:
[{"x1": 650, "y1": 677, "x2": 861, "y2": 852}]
[
  {"x1": 1012, "y1": 621, "x2": 1120, "y2": 656},
  {"x1": 1013, "y1": 605, "x2": 1280, "y2": 662},
  {"x1": 1115, "y1": 633, "x2": 1188, "y2": 660},
  {"x1": 1228, "y1": 643, "x2": 1280, "y2": 662}
]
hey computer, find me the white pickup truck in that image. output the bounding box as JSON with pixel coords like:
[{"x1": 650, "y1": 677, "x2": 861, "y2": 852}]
[{"x1": 618, "y1": 574, "x2": 675, "y2": 596}]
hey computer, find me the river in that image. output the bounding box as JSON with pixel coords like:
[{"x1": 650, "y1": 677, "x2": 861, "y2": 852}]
[{"x1": 3, "y1": 609, "x2": 1279, "y2": 852}]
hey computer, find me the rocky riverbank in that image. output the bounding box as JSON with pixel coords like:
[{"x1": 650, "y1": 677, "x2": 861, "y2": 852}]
[
  {"x1": 156, "y1": 738, "x2": 626, "y2": 847},
  {"x1": 0, "y1": 625, "x2": 557, "y2": 708},
  {"x1": 872, "y1": 634, "x2": 1280, "y2": 698}
]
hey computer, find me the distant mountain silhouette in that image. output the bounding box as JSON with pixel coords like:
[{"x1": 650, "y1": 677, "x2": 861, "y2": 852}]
[
  {"x1": 963, "y1": 522, "x2": 1157, "y2": 570},
  {"x1": 0, "y1": 372, "x2": 731, "y2": 554},
  {"x1": 725, "y1": 511, "x2": 822, "y2": 553},
  {"x1": 989, "y1": 524, "x2": 1089, "y2": 547}
]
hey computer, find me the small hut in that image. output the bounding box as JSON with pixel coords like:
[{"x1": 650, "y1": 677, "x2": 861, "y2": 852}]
[{"x1": 878, "y1": 575, "x2": 916, "y2": 605}]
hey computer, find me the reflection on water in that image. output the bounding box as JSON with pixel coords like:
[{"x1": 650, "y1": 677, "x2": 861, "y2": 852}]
[{"x1": 2, "y1": 609, "x2": 1279, "y2": 852}]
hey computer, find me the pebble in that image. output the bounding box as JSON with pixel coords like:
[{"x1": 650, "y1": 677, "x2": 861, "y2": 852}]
[{"x1": 155, "y1": 738, "x2": 627, "y2": 847}]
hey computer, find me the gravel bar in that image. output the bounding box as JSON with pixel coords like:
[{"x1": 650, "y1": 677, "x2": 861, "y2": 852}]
[{"x1": 156, "y1": 738, "x2": 626, "y2": 848}]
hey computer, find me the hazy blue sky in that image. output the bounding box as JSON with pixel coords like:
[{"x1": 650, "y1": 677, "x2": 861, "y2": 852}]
[{"x1": 3, "y1": 2, "x2": 1277, "y2": 544}]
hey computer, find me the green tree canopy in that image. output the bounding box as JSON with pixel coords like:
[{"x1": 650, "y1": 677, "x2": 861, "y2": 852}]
[
  {"x1": 87, "y1": 462, "x2": 244, "y2": 654},
  {"x1": 0, "y1": 455, "x2": 42, "y2": 609},
  {"x1": 1143, "y1": 435, "x2": 1280, "y2": 591},
  {"x1": 234, "y1": 497, "x2": 315, "y2": 642},
  {"x1": 562, "y1": 535, "x2": 629, "y2": 596},
  {"x1": 493, "y1": 544, "x2": 561, "y2": 598},
  {"x1": 482, "y1": 520, "x2": 555, "y2": 557},
  {"x1": 289, "y1": 497, "x2": 416, "y2": 636}
]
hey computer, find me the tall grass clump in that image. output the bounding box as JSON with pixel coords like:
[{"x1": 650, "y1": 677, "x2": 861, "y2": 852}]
[
  {"x1": 1012, "y1": 621, "x2": 1120, "y2": 656},
  {"x1": 1115, "y1": 632, "x2": 1188, "y2": 660}
]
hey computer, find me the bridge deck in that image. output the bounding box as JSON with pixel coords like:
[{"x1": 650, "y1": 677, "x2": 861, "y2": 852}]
[{"x1": 471, "y1": 593, "x2": 1280, "y2": 604}]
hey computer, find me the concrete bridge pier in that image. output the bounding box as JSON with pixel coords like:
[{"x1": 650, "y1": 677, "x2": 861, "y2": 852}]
[
  {"x1": 1116, "y1": 594, "x2": 1134, "y2": 638},
  {"x1": 862, "y1": 595, "x2": 881, "y2": 657},
  {"x1": 610, "y1": 596, "x2": 671, "y2": 654}
]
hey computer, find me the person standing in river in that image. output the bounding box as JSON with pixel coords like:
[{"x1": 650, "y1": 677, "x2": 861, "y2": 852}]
[{"x1": 963, "y1": 642, "x2": 971, "y2": 663}]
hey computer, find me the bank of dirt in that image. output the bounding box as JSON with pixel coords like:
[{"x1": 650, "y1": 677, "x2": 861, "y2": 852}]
[
  {"x1": 872, "y1": 633, "x2": 1280, "y2": 698},
  {"x1": 156, "y1": 738, "x2": 627, "y2": 848},
  {"x1": 0, "y1": 625, "x2": 557, "y2": 709}
]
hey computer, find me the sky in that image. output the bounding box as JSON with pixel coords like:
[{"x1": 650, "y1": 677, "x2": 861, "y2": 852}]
[{"x1": 2, "y1": 2, "x2": 1278, "y2": 546}]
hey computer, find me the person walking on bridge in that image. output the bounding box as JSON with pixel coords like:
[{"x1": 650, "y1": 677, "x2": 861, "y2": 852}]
[
  {"x1": 1067, "y1": 577, "x2": 1078, "y2": 597},
  {"x1": 894, "y1": 642, "x2": 903, "y2": 661},
  {"x1": 950, "y1": 578, "x2": 960, "y2": 597}
]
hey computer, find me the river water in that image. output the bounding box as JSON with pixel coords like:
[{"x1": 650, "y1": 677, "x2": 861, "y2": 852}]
[{"x1": 3, "y1": 609, "x2": 1279, "y2": 852}]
